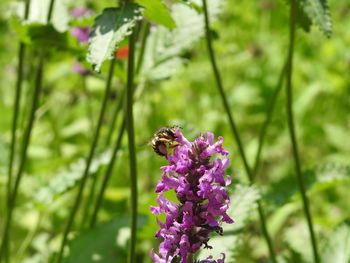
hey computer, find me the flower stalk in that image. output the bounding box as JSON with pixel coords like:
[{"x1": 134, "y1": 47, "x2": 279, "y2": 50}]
[
  {"x1": 285, "y1": 1, "x2": 319, "y2": 262},
  {"x1": 201, "y1": 0, "x2": 277, "y2": 262},
  {"x1": 55, "y1": 58, "x2": 115, "y2": 263},
  {"x1": 126, "y1": 19, "x2": 138, "y2": 263}
]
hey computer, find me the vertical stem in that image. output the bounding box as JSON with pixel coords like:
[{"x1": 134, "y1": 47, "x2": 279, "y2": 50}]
[
  {"x1": 4, "y1": 1, "x2": 31, "y2": 260},
  {"x1": 126, "y1": 25, "x2": 138, "y2": 263},
  {"x1": 90, "y1": 118, "x2": 126, "y2": 227},
  {"x1": 81, "y1": 76, "x2": 95, "y2": 133},
  {"x1": 286, "y1": 1, "x2": 319, "y2": 262},
  {"x1": 252, "y1": 62, "x2": 287, "y2": 179},
  {"x1": 201, "y1": 0, "x2": 277, "y2": 262},
  {"x1": 0, "y1": 54, "x2": 44, "y2": 261},
  {"x1": 55, "y1": 59, "x2": 116, "y2": 263},
  {"x1": 135, "y1": 21, "x2": 150, "y2": 75},
  {"x1": 80, "y1": 173, "x2": 98, "y2": 229},
  {"x1": 105, "y1": 88, "x2": 125, "y2": 146},
  {"x1": 47, "y1": 0, "x2": 56, "y2": 22}
]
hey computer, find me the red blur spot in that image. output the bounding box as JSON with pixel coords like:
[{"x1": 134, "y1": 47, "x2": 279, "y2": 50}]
[{"x1": 115, "y1": 46, "x2": 129, "y2": 59}]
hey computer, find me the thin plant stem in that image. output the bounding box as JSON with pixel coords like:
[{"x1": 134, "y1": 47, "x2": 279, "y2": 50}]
[
  {"x1": 81, "y1": 75, "x2": 95, "y2": 133},
  {"x1": 126, "y1": 24, "x2": 138, "y2": 263},
  {"x1": 0, "y1": 54, "x2": 45, "y2": 261},
  {"x1": 201, "y1": 0, "x2": 277, "y2": 262},
  {"x1": 135, "y1": 21, "x2": 150, "y2": 75},
  {"x1": 16, "y1": 212, "x2": 43, "y2": 262},
  {"x1": 105, "y1": 88, "x2": 125, "y2": 146},
  {"x1": 55, "y1": 58, "x2": 116, "y2": 263},
  {"x1": 252, "y1": 62, "x2": 287, "y2": 180},
  {"x1": 4, "y1": 1, "x2": 31, "y2": 260},
  {"x1": 80, "y1": 173, "x2": 98, "y2": 229},
  {"x1": 47, "y1": 0, "x2": 56, "y2": 22},
  {"x1": 90, "y1": 118, "x2": 126, "y2": 227},
  {"x1": 286, "y1": 1, "x2": 319, "y2": 262}
]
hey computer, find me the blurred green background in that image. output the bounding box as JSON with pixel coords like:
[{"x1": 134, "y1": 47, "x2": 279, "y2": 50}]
[{"x1": 0, "y1": 0, "x2": 349, "y2": 262}]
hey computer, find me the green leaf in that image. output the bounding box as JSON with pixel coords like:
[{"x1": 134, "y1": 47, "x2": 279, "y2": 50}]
[
  {"x1": 197, "y1": 184, "x2": 261, "y2": 262},
  {"x1": 136, "y1": 0, "x2": 176, "y2": 29},
  {"x1": 322, "y1": 219, "x2": 350, "y2": 263},
  {"x1": 300, "y1": 0, "x2": 332, "y2": 37},
  {"x1": 140, "y1": 0, "x2": 224, "y2": 80},
  {"x1": 265, "y1": 164, "x2": 350, "y2": 207},
  {"x1": 63, "y1": 215, "x2": 147, "y2": 263},
  {"x1": 26, "y1": 24, "x2": 67, "y2": 47},
  {"x1": 33, "y1": 150, "x2": 113, "y2": 209},
  {"x1": 87, "y1": 4, "x2": 143, "y2": 72}
]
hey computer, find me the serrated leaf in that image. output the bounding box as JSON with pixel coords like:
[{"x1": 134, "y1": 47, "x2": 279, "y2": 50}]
[
  {"x1": 141, "y1": 0, "x2": 224, "y2": 80},
  {"x1": 33, "y1": 150, "x2": 112, "y2": 208},
  {"x1": 197, "y1": 184, "x2": 261, "y2": 262},
  {"x1": 301, "y1": 0, "x2": 332, "y2": 37},
  {"x1": 87, "y1": 4, "x2": 142, "y2": 72},
  {"x1": 63, "y1": 215, "x2": 147, "y2": 263},
  {"x1": 322, "y1": 219, "x2": 350, "y2": 263},
  {"x1": 296, "y1": 2, "x2": 312, "y2": 33},
  {"x1": 136, "y1": 0, "x2": 176, "y2": 29}
]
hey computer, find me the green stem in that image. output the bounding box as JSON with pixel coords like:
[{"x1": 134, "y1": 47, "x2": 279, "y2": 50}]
[
  {"x1": 105, "y1": 88, "x2": 125, "y2": 147},
  {"x1": 55, "y1": 59, "x2": 116, "y2": 263},
  {"x1": 90, "y1": 118, "x2": 126, "y2": 227},
  {"x1": 4, "y1": 1, "x2": 31, "y2": 260},
  {"x1": 7, "y1": 43, "x2": 25, "y2": 210},
  {"x1": 252, "y1": 62, "x2": 287, "y2": 180},
  {"x1": 0, "y1": 54, "x2": 44, "y2": 261},
  {"x1": 47, "y1": 0, "x2": 56, "y2": 22},
  {"x1": 286, "y1": 1, "x2": 319, "y2": 262},
  {"x1": 80, "y1": 173, "x2": 98, "y2": 229},
  {"x1": 187, "y1": 253, "x2": 194, "y2": 263},
  {"x1": 201, "y1": 0, "x2": 277, "y2": 262},
  {"x1": 135, "y1": 21, "x2": 150, "y2": 75},
  {"x1": 126, "y1": 25, "x2": 138, "y2": 263},
  {"x1": 81, "y1": 75, "x2": 95, "y2": 133},
  {"x1": 17, "y1": 212, "x2": 43, "y2": 262}
]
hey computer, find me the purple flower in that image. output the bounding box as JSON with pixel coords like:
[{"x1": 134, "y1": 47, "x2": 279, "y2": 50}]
[
  {"x1": 72, "y1": 61, "x2": 90, "y2": 75},
  {"x1": 71, "y1": 27, "x2": 91, "y2": 43},
  {"x1": 150, "y1": 129, "x2": 233, "y2": 263},
  {"x1": 71, "y1": 7, "x2": 93, "y2": 18},
  {"x1": 70, "y1": 8, "x2": 93, "y2": 43}
]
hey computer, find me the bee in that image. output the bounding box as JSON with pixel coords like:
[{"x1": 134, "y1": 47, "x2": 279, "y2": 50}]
[{"x1": 151, "y1": 126, "x2": 178, "y2": 156}]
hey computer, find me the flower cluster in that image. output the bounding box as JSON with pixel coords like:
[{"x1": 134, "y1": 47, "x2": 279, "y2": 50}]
[{"x1": 150, "y1": 129, "x2": 233, "y2": 263}]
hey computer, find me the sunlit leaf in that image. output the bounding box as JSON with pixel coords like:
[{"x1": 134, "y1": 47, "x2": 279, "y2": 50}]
[
  {"x1": 87, "y1": 4, "x2": 143, "y2": 72},
  {"x1": 300, "y1": 0, "x2": 332, "y2": 37},
  {"x1": 140, "y1": 0, "x2": 224, "y2": 80},
  {"x1": 33, "y1": 150, "x2": 112, "y2": 209},
  {"x1": 136, "y1": 0, "x2": 176, "y2": 29},
  {"x1": 321, "y1": 219, "x2": 350, "y2": 263}
]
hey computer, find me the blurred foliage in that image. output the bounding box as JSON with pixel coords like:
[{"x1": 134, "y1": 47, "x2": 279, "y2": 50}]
[{"x1": 0, "y1": 0, "x2": 349, "y2": 262}]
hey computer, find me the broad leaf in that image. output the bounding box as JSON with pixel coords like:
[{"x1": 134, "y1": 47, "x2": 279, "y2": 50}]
[
  {"x1": 136, "y1": 0, "x2": 176, "y2": 29},
  {"x1": 87, "y1": 4, "x2": 142, "y2": 72},
  {"x1": 321, "y1": 219, "x2": 350, "y2": 263},
  {"x1": 197, "y1": 184, "x2": 261, "y2": 262},
  {"x1": 300, "y1": 0, "x2": 332, "y2": 37},
  {"x1": 63, "y1": 215, "x2": 147, "y2": 263},
  {"x1": 140, "y1": 0, "x2": 224, "y2": 80}
]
